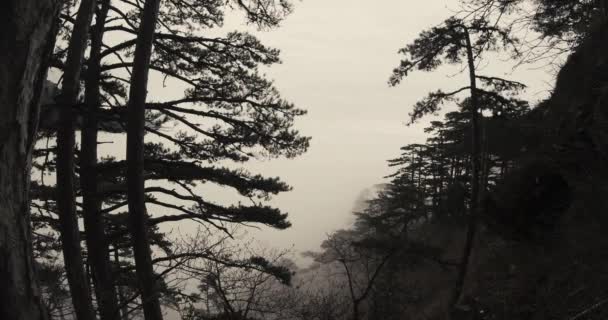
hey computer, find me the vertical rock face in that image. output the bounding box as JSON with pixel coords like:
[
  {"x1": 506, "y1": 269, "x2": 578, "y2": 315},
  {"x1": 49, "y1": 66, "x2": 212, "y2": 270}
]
[
  {"x1": 397, "y1": 23, "x2": 608, "y2": 320},
  {"x1": 0, "y1": 1, "x2": 59, "y2": 319},
  {"x1": 535, "y1": 21, "x2": 608, "y2": 162},
  {"x1": 468, "y1": 22, "x2": 608, "y2": 319},
  {"x1": 479, "y1": 21, "x2": 608, "y2": 242}
]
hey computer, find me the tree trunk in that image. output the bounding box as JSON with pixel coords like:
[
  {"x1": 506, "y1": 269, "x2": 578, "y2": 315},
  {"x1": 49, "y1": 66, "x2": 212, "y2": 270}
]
[
  {"x1": 80, "y1": 1, "x2": 121, "y2": 319},
  {"x1": 0, "y1": 0, "x2": 60, "y2": 319},
  {"x1": 126, "y1": 0, "x2": 164, "y2": 319},
  {"x1": 451, "y1": 26, "x2": 482, "y2": 313},
  {"x1": 114, "y1": 250, "x2": 130, "y2": 320},
  {"x1": 55, "y1": 0, "x2": 97, "y2": 319}
]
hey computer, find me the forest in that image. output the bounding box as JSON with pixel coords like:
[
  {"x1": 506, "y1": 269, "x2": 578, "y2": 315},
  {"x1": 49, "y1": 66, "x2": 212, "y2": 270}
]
[{"x1": 2, "y1": 0, "x2": 608, "y2": 319}]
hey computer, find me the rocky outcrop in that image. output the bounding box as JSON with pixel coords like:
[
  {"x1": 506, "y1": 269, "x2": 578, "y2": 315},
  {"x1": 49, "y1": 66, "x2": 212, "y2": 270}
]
[
  {"x1": 397, "y1": 21, "x2": 608, "y2": 320},
  {"x1": 467, "y1": 20, "x2": 608, "y2": 319}
]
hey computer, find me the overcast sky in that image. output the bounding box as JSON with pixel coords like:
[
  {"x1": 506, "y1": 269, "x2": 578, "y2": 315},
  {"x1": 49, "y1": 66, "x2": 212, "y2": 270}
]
[{"x1": 141, "y1": 0, "x2": 555, "y2": 263}]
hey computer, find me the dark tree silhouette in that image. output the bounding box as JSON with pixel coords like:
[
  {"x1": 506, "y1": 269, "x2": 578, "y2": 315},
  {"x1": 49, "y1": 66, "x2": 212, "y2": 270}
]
[
  {"x1": 306, "y1": 230, "x2": 395, "y2": 320},
  {"x1": 28, "y1": 0, "x2": 307, "y2": 316},
  {"x1": 462, "y1": 0, "x2": 608, "y2": 64},
  {"x1": 79, "y1": 1, "x2": 121, "y2": 319},
  {"x1": 389, "y1": 16, "x2": 524, "y2": 315},
  {"x1": 125, "y1": 0, "x2": 165, "y2": 319},
  {"x1": 0, "y1": 0, "x2": 60, "y2": 319},
  {"x1": 54, "y1": 0, "x2": 97, "y2": 318}
]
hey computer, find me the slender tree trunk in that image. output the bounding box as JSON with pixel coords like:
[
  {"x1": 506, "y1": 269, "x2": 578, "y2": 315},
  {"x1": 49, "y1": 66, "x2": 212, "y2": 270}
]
[
  {"x1": 437, "y1": 136, "x2": 447, "y2": 217},
  {"x1": 113, "y1": 250, "x2": 130, "y2": 320},
  {"x1": 55, "y1": 0, "x2": 97, "y2": 319},
  {"x1": 480, "y1": 117, "x2": 490, "y2": 191},
  {"x1": 126, "y1": 0, "x2": 164, "y2": 319},
  {"x1": 0, "y1": 0, "x2": 60, "y2": 319},
  {"x1": 450, "y1": 26, "x2": 482, "y2": 313},
  {"x1": 80, "y1": 1, "x2": 121, "y2": 319}
]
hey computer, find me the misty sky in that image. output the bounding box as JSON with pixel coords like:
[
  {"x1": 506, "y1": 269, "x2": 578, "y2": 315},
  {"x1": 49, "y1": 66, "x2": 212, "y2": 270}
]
[
  {"x1": 138, "y1": 0, "x2": 555, "y2": 261},
  {"x1": 235, "y1": 0, "x2": 461, "y2": 255}
]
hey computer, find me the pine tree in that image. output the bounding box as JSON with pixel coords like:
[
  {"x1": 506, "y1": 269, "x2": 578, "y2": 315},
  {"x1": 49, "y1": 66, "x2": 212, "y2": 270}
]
[
  {"x1": 389, "y1": 15, "x2": 525, "y2": 315},
  {"x1": 54, "y1": 0, "x2": 98, "y2": 318},
  {"x1": 30, "y1": 0, "x2": 308, "y2": 316},
  {"x1": 462, "y1": 0, "x2": 608, "y2": 63},
  {"x1": 125, "y1": 0, "x2": 165, "y2": 318},
  {"x1": 79, "y1": 1, "x2": 121, "y2": 319}
]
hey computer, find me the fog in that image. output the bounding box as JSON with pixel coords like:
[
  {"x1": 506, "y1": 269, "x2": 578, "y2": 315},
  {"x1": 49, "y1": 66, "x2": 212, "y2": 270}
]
[
  {"x1": 98, "y1": 0, "x2": 554, "y2": 261},
  {"x1": 171, "y1": 0, "x2": 554, "y2": 258}
]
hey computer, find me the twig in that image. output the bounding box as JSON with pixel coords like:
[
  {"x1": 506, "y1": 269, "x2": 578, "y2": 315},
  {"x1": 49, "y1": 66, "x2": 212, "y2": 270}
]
[{"x1": 569, "y1": 296, "x2": 608, "y2": 320}]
